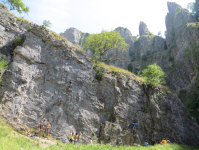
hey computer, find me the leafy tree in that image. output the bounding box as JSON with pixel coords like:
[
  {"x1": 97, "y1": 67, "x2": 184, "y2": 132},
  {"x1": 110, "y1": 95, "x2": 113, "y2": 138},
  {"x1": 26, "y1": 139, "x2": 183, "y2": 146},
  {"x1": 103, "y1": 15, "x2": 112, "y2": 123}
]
[
  {"x1": 83, "y1": 30, "x2": 128, "y2": 61},
  {"x1": 0, "y1": 56, "x2": 8, "y2": 82},
  {"x1": 4, "y1": 0, "x2": 29, "y2": 14},
  {"x1": 187, "y1": 2, "x2": 196, "y2": 16},
  {"x1": 43, "y1": 20, "x2": 52, "y2": 28},
  {"x1": 141, "y1": 63, "x2": 167, "y2": 87},
  {"x1": 133, "y1": 36, "x2": 139, "y2": 42}
]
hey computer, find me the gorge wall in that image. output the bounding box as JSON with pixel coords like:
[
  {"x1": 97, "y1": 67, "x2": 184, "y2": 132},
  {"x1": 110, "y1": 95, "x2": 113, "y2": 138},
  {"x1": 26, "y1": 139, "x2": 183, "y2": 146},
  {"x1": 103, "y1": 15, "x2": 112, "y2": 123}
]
[
  {"x1": 0, "y1": 2, "x2": 199, "y2": 147},
  {"x1": 61, "y1": 2, "x2": 199, "y2": 124}
]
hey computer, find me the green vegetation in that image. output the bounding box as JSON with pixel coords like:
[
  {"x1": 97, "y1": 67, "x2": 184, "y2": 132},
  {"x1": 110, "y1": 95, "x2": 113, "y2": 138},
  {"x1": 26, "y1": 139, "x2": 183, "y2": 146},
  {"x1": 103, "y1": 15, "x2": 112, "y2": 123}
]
[
  {"x1": 175, "y1": 6, "x2": 182, "y2": 14},
  {"x1": 46, "y1": 143, "x2": 199, "y2": 150},
  {"x1": 12, "y1": 36, "x2": 24, "y2": 48},
  {"x1": 0, "y1": 119, "x2": 41, "y2": 150},
  {"x1": 141, "y1": 64, "x2": 167, "y2": 87},
  {"x1": 8, "y1": 12, "x2": 30, "y2": 24},
  {"x1": 3, "y1": 0, "x2": 29, "y2": 13},
  {"x1": 1, "y1": 3, "x2": 9, "y2": 9},
  {"x1": 133, "y1": 35, "x2": 139, "y2": 41},
  {"x1": 15, "y1": 16, "x2": 30, "y2": 24},
  {"x1": 187, "y1": 2, "x2": 196, "y2": 16},
  {"x1": 43, "y1": 20, "x2": 52, "y2": 28},
  {"x1": 83, "y1": 30, "x2": 128, "y2": 61},
  {"x1": 1, "y1": 115, "x2": 199, "y2": 150},
  {"x1": 0, "y1": 56, "x2": 8, "y2": 82},
  {"x1": 94, "y1": 61, "x2": 144, "y2": 82},
  {"x1": 187, "y1": 22, "x2": 199, "y2": 29}
]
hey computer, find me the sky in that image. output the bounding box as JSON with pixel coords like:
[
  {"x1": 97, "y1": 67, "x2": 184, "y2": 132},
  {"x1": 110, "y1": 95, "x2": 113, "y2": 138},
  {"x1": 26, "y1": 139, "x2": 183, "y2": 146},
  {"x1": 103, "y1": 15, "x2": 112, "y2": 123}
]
[{"x1": 7, "y1": 0, "x2": 195, "y2": 37}]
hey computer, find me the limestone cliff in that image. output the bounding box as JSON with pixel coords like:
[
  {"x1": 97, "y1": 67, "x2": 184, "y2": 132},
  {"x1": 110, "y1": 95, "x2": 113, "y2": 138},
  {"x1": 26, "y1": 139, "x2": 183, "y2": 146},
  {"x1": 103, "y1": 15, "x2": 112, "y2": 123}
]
[
  {"x1": 0, "y1": 3, "x2": 199, "y2": 146},
  {"x1": 61, "y1": 27, "x2": 135, "y2": 70},
  {"x1": 60, "y1": 28, "x2": 89, "y2": 46}
]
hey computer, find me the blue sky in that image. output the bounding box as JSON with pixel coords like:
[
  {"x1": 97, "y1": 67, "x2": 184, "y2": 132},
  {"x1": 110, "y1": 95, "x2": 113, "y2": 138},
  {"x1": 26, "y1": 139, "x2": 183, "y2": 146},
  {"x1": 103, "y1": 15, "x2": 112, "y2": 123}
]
[{"x1": 7, "y1": 0, "x2": 195, "y2": 36}]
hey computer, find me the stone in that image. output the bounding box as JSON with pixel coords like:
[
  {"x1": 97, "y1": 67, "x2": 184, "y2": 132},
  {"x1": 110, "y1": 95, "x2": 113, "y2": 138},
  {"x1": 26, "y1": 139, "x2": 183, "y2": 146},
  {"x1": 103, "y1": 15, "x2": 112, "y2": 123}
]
[
  {"x1": 139, "y1": 21, "x2": 150, "y2": 37},
  {"x1": 0, "y1": 2, "x2": 199, "y2": 147}
]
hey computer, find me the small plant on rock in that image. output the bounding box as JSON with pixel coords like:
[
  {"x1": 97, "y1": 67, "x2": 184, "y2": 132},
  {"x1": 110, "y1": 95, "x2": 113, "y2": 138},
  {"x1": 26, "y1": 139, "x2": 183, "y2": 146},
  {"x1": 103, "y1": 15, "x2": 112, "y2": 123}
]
[
  {"x1": 12, "y1": 36, "x2": 24, "y2": 48},
  {"x1": 43, "y1": 20, "x2": 52, "y2": 28}
]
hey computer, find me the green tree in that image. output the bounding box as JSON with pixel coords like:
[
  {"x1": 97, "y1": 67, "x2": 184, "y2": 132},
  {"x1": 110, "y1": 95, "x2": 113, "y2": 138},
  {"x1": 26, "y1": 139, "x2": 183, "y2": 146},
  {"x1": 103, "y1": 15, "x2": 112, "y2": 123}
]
[
  {"x1": 43, "y1": 20, "x2": 52, "y2": 28},
  {"x1": 4, "y1": 0, "x2": 29, "y2": 14},
  {"x1": 0, "y1": 56, "x2": 8, "y2": 82},
  {"x1": 141, "y1": 63, "x2": 167, "y2": 87},
  {"x1": 83, "y1": 30, "x2": 128, "y2": 61},
  {"x1": 187, "y1": 2, "x2": 196, "y2": 16}
]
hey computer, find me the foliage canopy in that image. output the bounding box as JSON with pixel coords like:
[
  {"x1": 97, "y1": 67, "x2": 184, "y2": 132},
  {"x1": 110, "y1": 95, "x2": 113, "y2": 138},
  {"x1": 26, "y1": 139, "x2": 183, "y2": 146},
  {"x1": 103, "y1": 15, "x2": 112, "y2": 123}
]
[
  {"x1": 43, "y1": 20, "x2": 52, "y2": 28},
  {"x1": 187, "y1": 2, "x2": 196, "y2": 16},
  {"x1": 83, "y1": 30, "x2": 128, "y2": 61},
  {"x1": 4, "y1": 0, "x2": 29, "y2": 14},
  {"x1": 141, "y1": 63, "x2": 167, "y2": 87}
]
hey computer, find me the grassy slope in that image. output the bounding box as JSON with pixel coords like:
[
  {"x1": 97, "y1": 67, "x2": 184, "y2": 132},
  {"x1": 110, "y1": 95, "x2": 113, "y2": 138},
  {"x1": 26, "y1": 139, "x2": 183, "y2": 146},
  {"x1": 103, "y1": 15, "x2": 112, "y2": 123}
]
[
  {"x1": 0, "y1": 119, "x2": 41, "y2": 150},
  {"x1": 0, "y1": 119, "x2": 198, "y2": 150}
]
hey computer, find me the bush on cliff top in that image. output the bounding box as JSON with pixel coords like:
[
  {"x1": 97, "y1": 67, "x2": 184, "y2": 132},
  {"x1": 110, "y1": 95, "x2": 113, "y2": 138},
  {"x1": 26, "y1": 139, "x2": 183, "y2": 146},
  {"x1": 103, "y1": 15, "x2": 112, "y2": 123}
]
[
  {"x1": 83, "y1": 30, "x2": 128, "y2": 61},
  {"x1": 141, "y1": 63, "x2": 167, "y2": 87}
]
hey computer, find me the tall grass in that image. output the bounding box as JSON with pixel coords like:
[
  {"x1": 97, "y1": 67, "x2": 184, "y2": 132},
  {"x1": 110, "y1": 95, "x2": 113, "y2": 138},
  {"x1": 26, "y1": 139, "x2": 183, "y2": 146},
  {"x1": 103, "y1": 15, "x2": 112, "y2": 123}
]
[
  {"x1": 46, "y1": 143, "x2": 199, "y2": 150},
  {"x1": 0, "y1": 119, "x2": 41, "y2": 150}
]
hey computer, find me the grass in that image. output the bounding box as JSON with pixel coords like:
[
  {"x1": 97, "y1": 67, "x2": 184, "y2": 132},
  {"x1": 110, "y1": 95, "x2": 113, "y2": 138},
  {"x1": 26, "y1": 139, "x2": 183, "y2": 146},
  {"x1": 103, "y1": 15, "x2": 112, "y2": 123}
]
[
  {"x1": 187, "y1": 22, "x2": 199, "y2": 29},
  {"x1": 96, "y1": 61, "x2": 144, "y2": 82},
  {"x1": 0, "y1": 119, "x2": 41, "y2": 150},
  {"x1": 0, "y1": 117, "x2": 199, "y2": 150},
  {"x1": 45, "y1": 143, "x2": 199, "y2": 150},
  {"x1": 15, "y1": 16, "x2": 30, "y2": 24},
  {"x1": 1, "y1": 3, "x2": 9, "y2": 10}
]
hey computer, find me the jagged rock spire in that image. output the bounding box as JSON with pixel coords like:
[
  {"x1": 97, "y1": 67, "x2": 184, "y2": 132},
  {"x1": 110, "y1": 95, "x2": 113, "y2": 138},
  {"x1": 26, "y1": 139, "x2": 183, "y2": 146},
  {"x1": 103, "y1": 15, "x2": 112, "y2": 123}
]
[
  {"x1": 139, "y1": 21, "x2": 150, "y2": 37},
  {"x1": 167, "y1": 2, "x2": 182, "y2": 15}
]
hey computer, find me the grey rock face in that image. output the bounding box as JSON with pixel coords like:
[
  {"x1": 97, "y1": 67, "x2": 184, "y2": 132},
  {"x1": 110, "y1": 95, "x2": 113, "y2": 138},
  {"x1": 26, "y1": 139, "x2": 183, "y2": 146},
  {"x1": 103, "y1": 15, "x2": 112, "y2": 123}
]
[
  {"x1": 195, "y1": 0, "x2": 199, "y2": 20},
  {"x1": 163, "y1": 2, "x2": 197, "y2": 92},
  {"x1": 105, "y1": 27, "x2": 135, "y2": 69},
  {"x1": 0, "y1": 3, "x2": 199, "y2": 147},
  {"x1": 115, "y1": 27, "x2": 135, "y2": 47},
  {"x1": 60, "y1": 28, "x2": 89, "y2": 46},
  {"x1": 167, "y1": 2, "x2": 182, "y2": 15},
  {"x1": 139, "y1": 22, "x2": 150, "y2": 37},
  {"x1": 0, "y1": 3, "x2": 36, "y2": 63}
]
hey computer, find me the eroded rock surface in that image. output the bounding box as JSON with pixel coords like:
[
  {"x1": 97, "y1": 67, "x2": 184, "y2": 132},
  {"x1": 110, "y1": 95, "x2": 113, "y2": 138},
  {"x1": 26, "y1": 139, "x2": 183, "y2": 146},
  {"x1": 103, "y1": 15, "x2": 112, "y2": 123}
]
[
  {"x1": 0, "y1": 2, "x2": 199, "y2": 147},
  {"x1": 60, "y1": 28, "x2": 89, "y2": 46}
]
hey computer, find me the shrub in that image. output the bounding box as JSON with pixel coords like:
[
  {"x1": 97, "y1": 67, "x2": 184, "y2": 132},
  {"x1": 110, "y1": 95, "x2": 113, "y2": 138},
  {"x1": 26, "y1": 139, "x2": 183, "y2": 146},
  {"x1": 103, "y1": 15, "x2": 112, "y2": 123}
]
[
  {"x1": 127, "y1": 63, "x2": 133, "y2": 72},
  {"x1": 141, "y1": 63, "x2": 167, "y2": 87},
  {"x1": 94, "y1": 64, "x2": 105, "y2": 81},
  {"x1": 43, "y1": 20, "x2": 52, "y2": 28},
  {"x1": 12, "y1": 36, "x2": 24, "y2": 48}
]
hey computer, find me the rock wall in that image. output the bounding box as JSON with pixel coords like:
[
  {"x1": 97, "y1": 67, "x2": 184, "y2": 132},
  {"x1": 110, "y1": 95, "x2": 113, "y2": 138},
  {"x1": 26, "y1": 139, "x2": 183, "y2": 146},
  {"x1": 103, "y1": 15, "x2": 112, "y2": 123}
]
[
  {"x1": 60, "y1": 28, "x2": 89, "y2": 46},
  {"x1": 0, "y1": 3, "x2": 199, "y2": 146}
]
